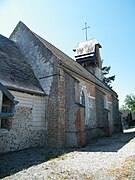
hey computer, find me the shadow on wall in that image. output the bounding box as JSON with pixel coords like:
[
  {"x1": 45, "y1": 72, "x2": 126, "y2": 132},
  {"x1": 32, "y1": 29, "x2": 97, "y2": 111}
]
[{"x1": 0, "y1": 129, "x2": 135, "y2": 179}]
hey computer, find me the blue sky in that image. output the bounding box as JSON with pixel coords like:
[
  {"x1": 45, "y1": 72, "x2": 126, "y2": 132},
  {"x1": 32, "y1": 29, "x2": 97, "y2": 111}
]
[{"x1": 0, "y1": 0, "x2": 135, "y2": 106}]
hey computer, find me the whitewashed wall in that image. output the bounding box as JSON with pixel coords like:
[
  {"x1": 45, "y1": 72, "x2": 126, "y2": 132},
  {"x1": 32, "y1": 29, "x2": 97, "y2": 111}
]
[{"x1": 12, "y1": 91, "x2": 47, "y2": 130}]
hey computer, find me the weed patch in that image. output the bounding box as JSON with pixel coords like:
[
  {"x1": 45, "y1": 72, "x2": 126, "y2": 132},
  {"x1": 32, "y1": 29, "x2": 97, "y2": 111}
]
[{"x1": 108, "y1": 155, "x2": 135, "y2": 179}]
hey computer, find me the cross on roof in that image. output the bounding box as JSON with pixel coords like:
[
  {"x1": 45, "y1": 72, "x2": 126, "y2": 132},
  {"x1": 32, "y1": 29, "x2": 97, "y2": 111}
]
[{"x1": 82, "y1": 22, "x2": 90, "y2": 41}]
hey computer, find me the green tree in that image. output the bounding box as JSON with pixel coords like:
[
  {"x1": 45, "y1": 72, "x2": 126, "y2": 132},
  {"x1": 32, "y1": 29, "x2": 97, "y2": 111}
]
[
  {"x1": 102, "y1": 66, "x2": 115, "y2": 88},
  {"x1": 121, "y1": 94, "x2": 135, "y2": 112}
]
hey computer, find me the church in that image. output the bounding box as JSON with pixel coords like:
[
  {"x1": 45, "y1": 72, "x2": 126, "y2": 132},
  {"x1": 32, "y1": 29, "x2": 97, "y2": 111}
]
[{"x1": 0, "y1": 22, "x2": 122, "y2": 153}]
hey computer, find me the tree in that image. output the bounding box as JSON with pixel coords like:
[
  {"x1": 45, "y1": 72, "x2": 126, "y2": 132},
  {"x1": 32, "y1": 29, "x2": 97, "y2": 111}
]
[
  {"x1": 121, "y1": 94, "x2": 135, "y2": 112},
  {"x1": 102, "y1": 66, "x2": 115, "y2": 88}
]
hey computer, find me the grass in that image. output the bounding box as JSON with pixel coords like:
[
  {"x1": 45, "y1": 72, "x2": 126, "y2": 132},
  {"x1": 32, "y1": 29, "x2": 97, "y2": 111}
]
[{"x1": 108, "y1": 155, "x2": 135, "y2": 179}]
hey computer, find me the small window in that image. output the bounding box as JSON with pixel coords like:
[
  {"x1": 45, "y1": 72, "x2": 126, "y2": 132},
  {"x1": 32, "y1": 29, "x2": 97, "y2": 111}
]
[
  {"x1": 0, "y1": 82, "x2": 17, "y2": 130},
  {"x1": 2, "y1": 94, "x2": 13, "y2": 113},
  {"x1": 0, "y1": 90, "x2": 3, "y2": 129},
  {"x1": 0, "y1": 94, "x2": 13, "y2": 129},
  {"x1": 104, "y1": 95, "x2": 108, "y2": 109},
  {"x1": 80, "y1": 91, "x2": 85, "y2": 107},
  {"x1": 0, "y1": 119, "x2": 8, "y2": 129}
]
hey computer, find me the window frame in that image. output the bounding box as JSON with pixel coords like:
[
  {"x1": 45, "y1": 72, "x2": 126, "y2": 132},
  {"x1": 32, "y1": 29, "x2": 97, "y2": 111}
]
[
  {"x1": 0, "y1": 82, "x2": 18, "y2": 130},
  {"x1": 80, "y1": 91, "x2": 85, "y2": 107}
]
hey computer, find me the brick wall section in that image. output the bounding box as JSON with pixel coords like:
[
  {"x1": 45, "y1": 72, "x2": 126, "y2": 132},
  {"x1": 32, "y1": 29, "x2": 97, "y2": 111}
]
[
  {"x1": 57, "y1": 68, "x2": 66, "y2": 146},
  {"x1": 65, "y1": 72, "x2": 79, "y2": 147},
  {"x1": 0, "y1": 90, "x2": 3, "y2": 127},
  {"x1": 75, "y1": 107, "x2": 86, "y2": 147},
  {"x1": 85, "y1": 97, "x2": 98, "y2": 142},
  {"x1": 46, "y1": 74, "x2": 61, "y2": 147},
  {"x1": 0, "y1": 91, "x2": 46, "y2": 154}
]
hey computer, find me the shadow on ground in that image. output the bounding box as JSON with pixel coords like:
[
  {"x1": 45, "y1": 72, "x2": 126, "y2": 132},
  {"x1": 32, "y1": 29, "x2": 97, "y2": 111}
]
[
  {"x1": 0, "y1": 128, "x2": 135, "y2": 179},
  {"x1": 82, "y1": 130, "x2": 135, "y2": 153}
]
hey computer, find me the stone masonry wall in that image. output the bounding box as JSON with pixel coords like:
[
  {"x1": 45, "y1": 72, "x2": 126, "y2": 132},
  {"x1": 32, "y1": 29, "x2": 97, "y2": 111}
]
[
  {"x1": 57, "y1": 68, "x2": 66, "y2": 147},
  {"x1": 0, "y1": 91, "x2": 46, "y2": 154},
  {"x1": 65, "y1": 72, "x2": 79, "y2": 147},
  {"x1": 112, "y1": 95, "x2": 122, "y2": 133},
  {"x1": 64, "y1": 69, "x2": 100, "y2": 146},
  {"x1": 9, "y1": 22, "x2": 121, "y2": 148},
  {"x1": 10, "y1": 23, "x2": 62, "y2": 147},
  {"x1": 0, "y1": 90, "x2": 3, "y2": 128},
  {"x1": 62, "y1": 66, "x2": 119, "y2": 145},
  {"x1": 96, "y1": 88, "x2": 109, "y2": 136},
  {"x1": 78, "y1": 81, "x2": 98, "y2": 142},
  {"x1": 108, "y1": 101, "x2": 114, "y2": 134}
]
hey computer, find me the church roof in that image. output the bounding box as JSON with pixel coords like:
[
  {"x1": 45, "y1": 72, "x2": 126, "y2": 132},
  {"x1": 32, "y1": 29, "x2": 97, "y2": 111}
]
[
  {"x1": 34, "y1": 33, "x2": 116, "y2": 95},
  {"x1": 9, "y1": 21, "x2": 117, "y2": 95},
  {"x1": 0, "y1": 34, "x2": 44, "y2": 95}
]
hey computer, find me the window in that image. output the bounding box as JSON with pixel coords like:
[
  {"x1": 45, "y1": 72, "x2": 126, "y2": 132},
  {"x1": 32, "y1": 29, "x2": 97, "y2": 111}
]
[
  {"x1": 0, "y1": 90, "x2": 3, "y2": 128},
  {"x1": 0, "y1": 94, "x2": 13, "y2": 129},
  {"x1": 104, "y1": 95, "x2": 108, "y2": 109},
  {"x1": 80, "y1": 91, "x2": 85, "y2": 107},
  {"x1": 0, "y1": 82, "x2": 18, "y2": 130}
]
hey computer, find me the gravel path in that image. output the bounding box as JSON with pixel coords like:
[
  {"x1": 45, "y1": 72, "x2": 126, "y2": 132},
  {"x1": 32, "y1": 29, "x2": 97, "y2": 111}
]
[{"x1": 0, "y1": 128, "x2": 135, "y2": 180}]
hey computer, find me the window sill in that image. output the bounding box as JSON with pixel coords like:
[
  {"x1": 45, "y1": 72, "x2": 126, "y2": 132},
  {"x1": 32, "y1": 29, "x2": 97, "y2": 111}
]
[{"x1": 0, "y1": 128, "x2": 8, "y2": 134}]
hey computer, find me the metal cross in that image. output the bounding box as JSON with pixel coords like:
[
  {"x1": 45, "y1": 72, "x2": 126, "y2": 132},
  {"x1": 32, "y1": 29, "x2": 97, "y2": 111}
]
[{"x1": 82, "y1": 22, "x2": 90, "y2": 41}]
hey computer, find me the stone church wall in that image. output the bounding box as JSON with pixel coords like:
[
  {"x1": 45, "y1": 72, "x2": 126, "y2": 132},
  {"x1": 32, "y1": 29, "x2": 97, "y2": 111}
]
[
  {"x1": 62, "y1": 67, "x2": 120, "y2": 147},
  {"x1": 10, "y1": 22, "x2": 59, "y2": 96},
  {"x1": 108, "y1": 101, "x2": 114, "y2": 134},
  {"x1": 79, "y1": 81, "x2": 98, "y2": 142},
  {"x1": 10, "y1": 23, "x2": 62, "y2": 147},
  {"x1": 112, "y1": 95, "x2": 122, "y2": 133},
  {"x1": 63, "y1": 69, "x2": 107, "y2": 146},
  {"x1": 64, "y1": 71, "x2": 79, "y2": 147},
  {"x1": 0, "y1": 91, "x2": 46, "y2": 154},
  {"x1": 8, "y1": 22, "x2": 121, "y2": 149}
]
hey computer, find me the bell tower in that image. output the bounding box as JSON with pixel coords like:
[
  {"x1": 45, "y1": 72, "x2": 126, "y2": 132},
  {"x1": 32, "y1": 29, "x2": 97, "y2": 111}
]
[{"x1": 73, "y1": 39, "x2": 103, "y2": 80}]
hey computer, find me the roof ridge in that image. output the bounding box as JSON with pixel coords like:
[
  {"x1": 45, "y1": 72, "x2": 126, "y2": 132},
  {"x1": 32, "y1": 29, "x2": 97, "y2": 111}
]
[
  {"x1": 9, "y1": 21, "x2": 116, "y2": 95},
  {"x1": 29, "y1": 26, "x2": 116, "y2": 95},
  {"x1": 0, "y1": 28, "x2": 45, "y2": 95}
]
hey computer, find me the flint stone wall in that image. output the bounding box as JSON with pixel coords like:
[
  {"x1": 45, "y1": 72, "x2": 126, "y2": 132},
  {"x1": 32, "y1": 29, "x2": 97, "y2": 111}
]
[{"x1": 0, "y1": 91, "x2": 47, "y2": 154}]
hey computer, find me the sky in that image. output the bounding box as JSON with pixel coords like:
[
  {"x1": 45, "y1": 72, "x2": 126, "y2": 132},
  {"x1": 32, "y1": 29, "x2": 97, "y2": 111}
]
[{"x1": 0, "y1": 0, "x2": 135, "y2": 107}]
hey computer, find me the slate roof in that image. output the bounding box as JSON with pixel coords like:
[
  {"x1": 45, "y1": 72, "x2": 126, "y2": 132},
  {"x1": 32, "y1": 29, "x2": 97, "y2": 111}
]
[
  {"x1": 34, "y1": 32, "x2": 116, "y2": 95},
  {"x1": 7, "y1": 21, "x2": 117, "y2": 95},
  {"x1": 0, "y1": 34, "x2": 44, "y2": 95}
]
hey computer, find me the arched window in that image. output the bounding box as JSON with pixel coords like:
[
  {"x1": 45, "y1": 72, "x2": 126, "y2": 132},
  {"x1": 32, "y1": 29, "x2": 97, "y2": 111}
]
[{"x1": 80, "y1": 91, "x2": 85, "y2": 107}]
